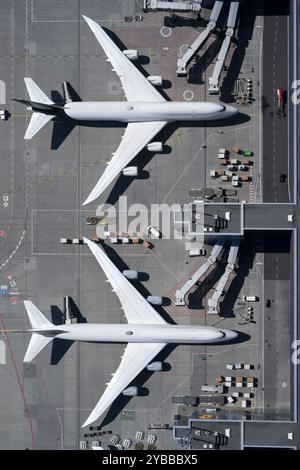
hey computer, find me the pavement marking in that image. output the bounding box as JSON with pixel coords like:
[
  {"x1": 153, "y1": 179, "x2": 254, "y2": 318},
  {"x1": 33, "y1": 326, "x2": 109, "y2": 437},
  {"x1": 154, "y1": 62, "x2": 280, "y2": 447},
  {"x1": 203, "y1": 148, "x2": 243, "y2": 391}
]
[
  {"x1": 0, "y1": 313, "x2": 36, "y2": 449},
  {"x1": 0, "y1": 54, "x2": 106, "y2": 59},
  {"x1": 30, "y1": 0, "x2": 126, "y2": 23},
  {"x1": 272, "y1": 15, "x2": 279, "y2": 203},
  {"x1": 0, "y1": 230, "x2": 26, "y2": 271}
]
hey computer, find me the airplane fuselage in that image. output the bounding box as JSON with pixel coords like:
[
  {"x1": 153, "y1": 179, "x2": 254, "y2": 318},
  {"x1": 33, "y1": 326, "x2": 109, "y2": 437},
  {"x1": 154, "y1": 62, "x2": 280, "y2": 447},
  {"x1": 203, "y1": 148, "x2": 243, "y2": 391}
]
[
  {"x1": 34, "y1": 323, "x2": 238, "y2": 344},
  {"x1": 64, "y1": 101, "x2": 237, "y2": 123}
]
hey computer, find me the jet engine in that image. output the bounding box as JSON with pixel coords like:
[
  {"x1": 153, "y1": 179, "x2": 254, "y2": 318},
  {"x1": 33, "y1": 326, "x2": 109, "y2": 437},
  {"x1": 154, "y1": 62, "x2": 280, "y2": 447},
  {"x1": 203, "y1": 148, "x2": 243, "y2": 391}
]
[
  {"x1": 146, "y1": 361, "x2": 163, "y2": 372},
  {"x1": 122, "y1": 386, "x2": 138, "y2": 396},
  {"x1": 147, "y1": 75, "x2": 162, "y2": 86},
  {"x1": 123, "y1": 49, "x2": 138, "y2": 60},
  {"x1": 147, "y1": 141, "x2": 163, "y2": 152},
  {"x1": 122, "y1": 166, "x2": 138, "y2": 177},
  {"x1": 122, "y1": 269, "x2": 138, "y2": 280}
]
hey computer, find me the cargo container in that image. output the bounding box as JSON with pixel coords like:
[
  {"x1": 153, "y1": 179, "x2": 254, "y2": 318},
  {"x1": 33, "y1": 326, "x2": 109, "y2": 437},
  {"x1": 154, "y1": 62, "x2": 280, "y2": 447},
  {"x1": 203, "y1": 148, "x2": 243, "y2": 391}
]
[
  {"x1": 215, "y1": 375, "x2": 224, "y2": 383},
  {"x1": 241, "y1": 399, "x2": 250, "y2": 408},
  {"x1": 241, "y1": 175, "x2": 251, "y2": 182},
  {"x1": 201, "y1": 385, "x2": 224, "y2": 393},
  {"x1": 242, "y1": 295, "x2": 259, "y2": 301}
]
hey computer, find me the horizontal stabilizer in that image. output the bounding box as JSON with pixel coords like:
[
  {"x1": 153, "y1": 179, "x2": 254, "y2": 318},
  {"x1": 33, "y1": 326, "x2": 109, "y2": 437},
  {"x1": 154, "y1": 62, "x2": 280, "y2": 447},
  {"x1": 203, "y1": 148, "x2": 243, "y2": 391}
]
[
  {"x1": 23, "y1": 333, "x2": 53, "y2": 363},
  {"x1": 23, "y1": 301, "x2": 56, "y2": 362},
  {"x1": 24, "y1": 112, "x2": 54, "y2": 140},
  {"x1": 24, "y1": 77, "x2": 53, "y2": 104},
  {"x1": 24, "y1": 300, "x2": 53, "y2": 329}
]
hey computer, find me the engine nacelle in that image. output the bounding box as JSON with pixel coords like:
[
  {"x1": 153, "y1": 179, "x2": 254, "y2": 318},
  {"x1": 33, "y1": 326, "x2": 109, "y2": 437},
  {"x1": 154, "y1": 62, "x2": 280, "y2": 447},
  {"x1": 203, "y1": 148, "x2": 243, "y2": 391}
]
[
  {"x1": 123, "y1": 49, "x2": 138, "y2": 60},
  {"x1": 147, "y1": 361, "x2": 163, "y2": 372},
  {"x1": 147, "y1": 75, "x2": 162, "y2": 86},
  {"x1": 122, "y1": 269, "x2": 138, "y2": 280},
  {"x1": 147, "y1": 295, "x2": 163, "y2": 306},
  {"x1": 122, "y1": 166, "x2": 138, "y2": 177},
  {"x1": 122, "y1": 386, "x2": 138, "y2": 396},
  {"x1": 147, "y1": 141, "x2": 163, "y2": 152}
]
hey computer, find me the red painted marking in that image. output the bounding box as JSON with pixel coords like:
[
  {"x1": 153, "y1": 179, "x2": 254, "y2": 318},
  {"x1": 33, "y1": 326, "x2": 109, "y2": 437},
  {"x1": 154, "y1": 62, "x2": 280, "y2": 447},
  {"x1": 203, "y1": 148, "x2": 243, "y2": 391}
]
[{"x1": 0, "y1": 313, "x2": 36, "y2": 449}]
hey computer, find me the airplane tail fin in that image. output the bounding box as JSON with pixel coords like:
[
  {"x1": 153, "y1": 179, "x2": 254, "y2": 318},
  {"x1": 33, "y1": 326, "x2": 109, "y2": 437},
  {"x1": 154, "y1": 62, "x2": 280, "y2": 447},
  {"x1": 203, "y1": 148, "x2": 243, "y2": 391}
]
[
  {"x1": 13, "y1": 78, "x2": 64, "y2": 140},
  {"x1": 23, "y1": 301, "x2": 56, "y2": 363}
]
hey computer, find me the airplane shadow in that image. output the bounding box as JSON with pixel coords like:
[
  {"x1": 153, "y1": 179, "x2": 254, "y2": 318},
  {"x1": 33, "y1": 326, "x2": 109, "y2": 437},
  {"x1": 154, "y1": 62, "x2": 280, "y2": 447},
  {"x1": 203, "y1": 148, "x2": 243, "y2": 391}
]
[
  {"x1": 103, "y1": 28, "x2": 171, "y2": 102},
  {"x1": 99, "y1": 343, "x2": 177, "y2": 428},
  {"x1": 100, "y1": 243, "x2": 175, "y2": 325},
  {"x1": 104, "y1": 113, "x2": 249, "y2": 205},
  {"x1": 50, "y1": 299, "x2": 87, "y2": 365},
  {"x1": 98, "y1": 329, "x2": 250, "y2": 428}
]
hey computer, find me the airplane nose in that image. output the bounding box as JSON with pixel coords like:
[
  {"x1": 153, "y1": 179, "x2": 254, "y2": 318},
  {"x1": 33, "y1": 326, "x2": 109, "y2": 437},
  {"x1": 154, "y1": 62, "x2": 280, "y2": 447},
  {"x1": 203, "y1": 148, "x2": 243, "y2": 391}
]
[{"x1": 220, "y1": 329, "x2": 239, "y2": 341}]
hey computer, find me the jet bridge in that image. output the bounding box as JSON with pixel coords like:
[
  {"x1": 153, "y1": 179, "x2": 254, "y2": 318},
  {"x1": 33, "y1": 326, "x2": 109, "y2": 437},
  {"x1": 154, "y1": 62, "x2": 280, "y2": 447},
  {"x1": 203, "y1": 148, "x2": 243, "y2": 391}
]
[
  {"x1": 176, "y1": 1, "x2": 224, "y2": 76},
  {"x1": 143, "y1": 0, "x2": 203, "y2": 13},
  {"x1": 207, "y1": 238, "x2": 240, "y2": 314},
  {"x1": 175, "y1": 239, "x2": 225, "y2": 306},
  {"x1": 208, "y1": 1, "x2": 239, "y2": 94}
]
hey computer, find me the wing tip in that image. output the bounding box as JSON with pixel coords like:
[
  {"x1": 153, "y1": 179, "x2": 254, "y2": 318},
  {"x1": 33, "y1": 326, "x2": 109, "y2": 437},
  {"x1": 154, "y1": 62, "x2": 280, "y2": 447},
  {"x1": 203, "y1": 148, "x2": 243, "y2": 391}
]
[
  {"x1": 82, "y1": 189, "x2": 100, "y2": 206},
  {"x1": 81, "y1": 413, "x2": 97, "y2": 428},
  {"x1": 82, "y1": 15, "x2": 98, "y2": 29},
  {"x1": 82, "y1": 197, "x2": 92, "y2": 206},
  {"x1": 82, "y1": 236, "x2": 91, "y2": 246}
]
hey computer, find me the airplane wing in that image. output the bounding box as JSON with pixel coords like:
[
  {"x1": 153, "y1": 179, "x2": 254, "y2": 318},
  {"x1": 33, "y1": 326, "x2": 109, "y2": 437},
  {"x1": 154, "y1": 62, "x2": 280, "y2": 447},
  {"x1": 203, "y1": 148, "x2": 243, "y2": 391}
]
[
  {"x1": 82, "y1": 120, "x2": 166, "y2": 205},
  {"x1": 84, "y1": 238, "x2": 167, "y2": 325},
  {"x1": 82, "y1": 15, "x2": 165, "y2": 103},
  {"x1": 82, "y1": 342, "x2": 166, "y2": 427}
]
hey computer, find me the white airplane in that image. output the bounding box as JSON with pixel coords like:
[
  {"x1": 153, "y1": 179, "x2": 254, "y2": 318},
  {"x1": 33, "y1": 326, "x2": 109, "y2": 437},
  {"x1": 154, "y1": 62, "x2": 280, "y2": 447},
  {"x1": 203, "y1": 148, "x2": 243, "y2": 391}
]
[
  {"x1": 18, "y1": 238, "x2": 238, "y2": 428},
  {"x1": 15, "y1": 15, "x2": 238, "y2": 206}
]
